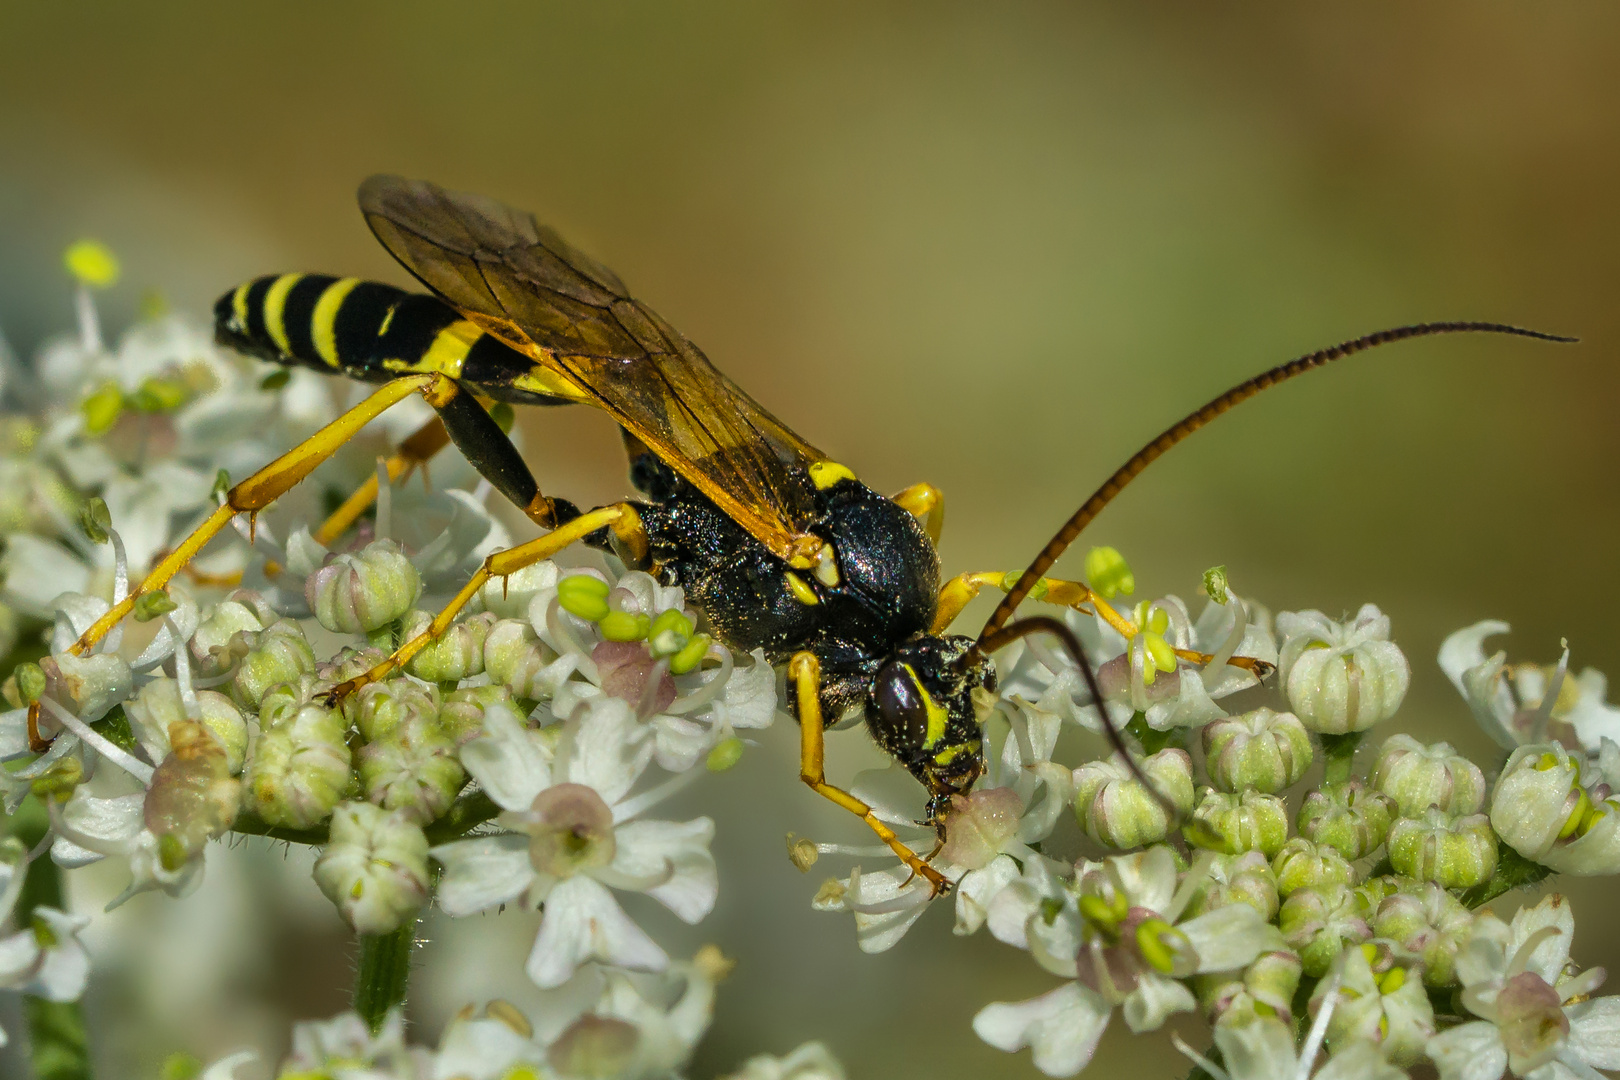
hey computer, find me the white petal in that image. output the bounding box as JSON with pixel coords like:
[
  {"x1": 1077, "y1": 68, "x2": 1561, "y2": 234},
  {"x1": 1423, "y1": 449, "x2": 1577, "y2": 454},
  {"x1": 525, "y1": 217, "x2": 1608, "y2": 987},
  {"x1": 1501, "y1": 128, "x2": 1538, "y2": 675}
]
[
  {"x1": 609, "y1": 817, "x2": 717, "y2": 924},
  {"x1": 198, "y1": 1050, "x2": 257, "y2": 1080},
  {"x1": 1316, "y1": 1042, "x2": 1409, "y2": 1080},
  {"x1": 430, "y1": 835, "x2": 534, "y2": 916},
  {"x1": 719, "y1": 649, "x2": 781, "y2": 729},
  {"x1": 0, "y1": 929, "x2": 40, "y2": 984},
  {"x1": 58, "y1": 790, "x2": 145, "y2": 851},
  {"x1": 432, "y1": 1016, "x2": 545, "y2": 1078},
  {"x1": 526, "y1": 875, "x2": 667, "y2": 988},
  {"x1": 1566, "y1": 995, "x2": 1620, "y2": 1069},
  {"x1": 1122, "y1": 972, "x2": 1195, "y2": 1032},
  {"x1": 844, "y1": 866, "x2": 931, "y2": 954},
  {"x1": 955, "y1": 855, "x2": 1022, "y2": 936},
  {"x1": 1509, "y1": 894, "x2": 1576, "y2": 982},
  {"x1": 1566, "y1": 669, "x2": 1620, "y2": 752},
  {"x1": 458, "y1": 704, "x2": 551, "y2": 811},
  {"x1": 28, "y1": 908, "x2": 90, "y2": 1001},
  {"x1": 1543, "y1": 811, "x2": 1620, "y2": 876},
  {"x1": 1110, "y1": 846, "x2": 1179, "y2": 913},
  {"x1": 973, "y1": 983, "x2": 1111, "y2": 1078},
  {"x1": 1181, "y1": 903, "x2": 1287, "y2": 974},
  {"x1": 563, "y1": 697, "x2": 649, "y2": 806},
  {"x1": 1211, "y1": 1016, "x2": 1296, "y2": 1080},
  {"x1": 1427, "y1": 1020, "x2": 1509, "y2": 1080}
]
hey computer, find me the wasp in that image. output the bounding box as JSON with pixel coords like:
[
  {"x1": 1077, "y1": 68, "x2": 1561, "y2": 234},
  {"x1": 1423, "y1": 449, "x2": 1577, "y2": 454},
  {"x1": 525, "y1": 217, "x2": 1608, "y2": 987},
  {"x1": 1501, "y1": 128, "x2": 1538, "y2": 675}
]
[{"x1": 67, "y1": 176, "x2": 1566, "y2": 893}]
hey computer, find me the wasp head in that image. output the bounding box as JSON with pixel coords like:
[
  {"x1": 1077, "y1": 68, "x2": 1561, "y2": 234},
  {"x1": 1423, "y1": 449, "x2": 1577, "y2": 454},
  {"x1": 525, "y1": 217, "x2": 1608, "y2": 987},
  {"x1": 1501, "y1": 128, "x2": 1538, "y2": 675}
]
[{"x1": 865, "y1": 634, "x2": 997, "y2": 822}]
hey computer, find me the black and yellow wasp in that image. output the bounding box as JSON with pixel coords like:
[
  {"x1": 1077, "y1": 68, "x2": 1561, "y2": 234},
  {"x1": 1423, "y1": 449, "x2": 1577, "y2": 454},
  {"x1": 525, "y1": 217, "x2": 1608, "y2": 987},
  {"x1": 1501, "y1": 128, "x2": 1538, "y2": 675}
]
[{"x1": 68, "y1": 176, "x2": 1565, "y2": 892}]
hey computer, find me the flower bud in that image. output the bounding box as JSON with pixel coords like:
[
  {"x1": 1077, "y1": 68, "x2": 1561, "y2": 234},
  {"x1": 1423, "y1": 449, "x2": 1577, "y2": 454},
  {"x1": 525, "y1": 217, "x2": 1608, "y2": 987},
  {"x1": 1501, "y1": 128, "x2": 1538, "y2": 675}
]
[
  {"x1": 1183, "y1": 851, "x2": 1280, "y2": 921},
  {"x1": 230, "y1": 619, "x2": 316, "y2": 709},
  {"x1": 1271, "y1": 837, "x2": 1354, "y2": 897},
  {"x1": 188, "y1": 599, "x2": 263, "y2": 677},
  {"x1": 939, "y1": 788, "x2": 1023, "y2": 870},
  {"x1": 351, "y1": 678, "x2": 440, "y2": 744},
  {"x1": 1386, "y1": 808, "x2": 1497, "y2": 889},
  {"x1": 313, "y1": 801, "x2": 430, "y2": 934},
  {"x1": 125, "y1": 677, "x2": 249, "y2": 774},
  {"x1": 315, "y1": 645, "x2": 388, "y2": 686},
  {"x1": 246, "y1": 678, "x2": 352, "y2": 829},
  {"x1": 1072, "y1": 750, "x2": 1194, "y2": 849},
  {"x1": 483, "y1": 618, "x2": 566, "y2": 699},
  {"x1": 1371, "y1": 881, "x2": 1473, "y2": 986},
  {"x1": 439, "y1": 683, "x2": 511, "y2": 744},
  {"x1": 39, "y1": 650, "x2": 131, "y2": 721},
  {"x1": 1296, "y1": 781, "x2": 1395, "y2": 860},
  {"x1": 1488, "y1": 743, "x2": 1620, "y2": 874},
  {"x1": 306, "y1": 539, "x2": 421, "y2": 634},
  {"x1": 144, "y1": 721, "x2": 241, "y2": 865},
  {"x1": 474, "y1": 559, "x2": 558, "y2": 619},
  {"x1": 358, "y1": 717, "x2": 465, "y2": 825},
  {"x1": 402, "y1": 610, "x2": 493, "y2": 683},
  {"x1": 1202, "y1": 708, "x2": 1312, "y2": 794},
  {"x1": 1278, "y1": 883, "x2": 1371, "y2": 977},
  {"x1": 13, "y1": 661, "x2": 47, "y2": 705},
  {"x1": 1197, "y1": 950, "x2": 1302, "y2": 1027},
  {"x1": 1371, "y1": 733, "x2": 1487, "y2": 816},
  {"x1": 1185, "y1": 789, "x2": 1289, "y2": 857},
  {"x1": 1276, "y1": 604, "x2": 1409, "y2": 733}
]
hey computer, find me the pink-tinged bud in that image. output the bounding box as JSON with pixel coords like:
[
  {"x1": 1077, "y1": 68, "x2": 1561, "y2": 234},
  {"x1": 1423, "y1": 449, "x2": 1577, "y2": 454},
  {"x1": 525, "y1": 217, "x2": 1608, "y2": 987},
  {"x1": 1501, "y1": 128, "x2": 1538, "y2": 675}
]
[
  {"x1": 313, "y1": 801, "x2": 430, "y2": 934},
  {"x1": 306, "y1": 539, "x2": 421, "y2": 634},
  {"x1": 1279, "y1": 883, "x2": 1371, "y2": 977},
  {"x1": 1203, "y1": 708, "x2": 1312, "y2": 794},
  {"x1": 1371, "y1": 881, "x2": 1473, "y2": 986},
  {"x1": 1372, "y1": 733, "x2": 1487, "y2": 816},
  {"x1": 144, "y1": 721, "x2": 241, "y2": 865},
  {"x1": 939, "y1": 787, "x2": 1023, "y2": 870},
  {"x1": 245, "y1": 677, "x2": 352, "y2": 829},
  {"x1": 403, "y1": 610, "x2": 493, "y2": 683},
  {"x1": 358, "y1": 717, "x2": 465, "y2": 825},
  {"x1": 230, "y1": 619, "x2": 316, "y2": 709},
  {"x1": 1072, "y1": 750, "x2": 1194, "y2": 849},
  {"x1": 1276, "y1": 604, "x2": 1409, "y2": 733}
]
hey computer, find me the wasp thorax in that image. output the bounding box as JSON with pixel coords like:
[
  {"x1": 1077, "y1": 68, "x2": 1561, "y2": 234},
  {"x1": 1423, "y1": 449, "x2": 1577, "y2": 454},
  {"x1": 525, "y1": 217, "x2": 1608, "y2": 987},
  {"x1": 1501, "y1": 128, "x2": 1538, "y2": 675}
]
[{"x1": 865, "y1": 634, "x2": 995, "y2": 811}]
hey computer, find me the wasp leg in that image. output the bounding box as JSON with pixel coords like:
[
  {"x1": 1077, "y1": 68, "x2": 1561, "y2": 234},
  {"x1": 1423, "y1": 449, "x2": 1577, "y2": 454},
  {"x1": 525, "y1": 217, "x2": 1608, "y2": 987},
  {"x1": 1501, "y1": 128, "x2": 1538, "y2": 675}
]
[
  {"x1": 932, "y1": 571, "x2": 1272, "y2": 677},
  {"x1": 71, "y1": 374, "x2": 445, "y2": 657},
  {"x1": 323, "y1": 503, "x2": 648, "y2": 702},
  {"x1": 315, "y1": 414, "x2": 452, "y2": 545},
  {"x1": 891, "y1": 482, "x2": 944, "y2": 546},
  {"x1": 789, "y1": 651, "x2": 949, "y2": 897}
]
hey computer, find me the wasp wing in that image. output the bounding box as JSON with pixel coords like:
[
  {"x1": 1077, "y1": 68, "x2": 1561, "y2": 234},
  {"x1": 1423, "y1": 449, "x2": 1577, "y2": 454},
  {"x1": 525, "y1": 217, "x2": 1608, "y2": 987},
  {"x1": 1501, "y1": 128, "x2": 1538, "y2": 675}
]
[{"x1": 358, "y1": 175, "x2": 828, "y2": 565}]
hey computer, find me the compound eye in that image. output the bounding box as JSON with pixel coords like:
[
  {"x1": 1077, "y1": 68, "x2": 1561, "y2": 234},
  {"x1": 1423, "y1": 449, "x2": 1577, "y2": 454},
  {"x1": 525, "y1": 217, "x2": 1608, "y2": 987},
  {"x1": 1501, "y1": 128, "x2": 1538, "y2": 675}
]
[{"x1": 871, "y1": 661, "x2": 930, "y2": 747}]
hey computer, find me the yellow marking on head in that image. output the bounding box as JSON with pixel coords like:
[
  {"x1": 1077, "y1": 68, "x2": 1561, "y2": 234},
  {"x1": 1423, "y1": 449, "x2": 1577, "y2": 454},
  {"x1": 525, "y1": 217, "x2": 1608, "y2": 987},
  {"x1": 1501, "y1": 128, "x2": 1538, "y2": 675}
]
[
  {"x1": 230, "y1": 282, "x2": 251, "y2": 331},
  {"x1": 785, "y1": 571, "x2": 819, "y2": 606},
  {"x1": 933, "y1": 739, "x2": 980, "y2": 767},
  {"x1": 262, "y1": 273, "x2": 302, "y2": 355},
  {"x1": 378, "y1": 304, "x2": 397, "y2": 337},
  {"x1": 902, "y1": 663, "x2": 950, "y2": 749},
  {"x1": 311, "y1": 277, "x2": 362, "y2": 368},
  {"x1": 810, "y1": 460, "x2": 856, "y2": 490},
  {"x1": 814, "y1": 542, "x2": 839, "y2": 587}
]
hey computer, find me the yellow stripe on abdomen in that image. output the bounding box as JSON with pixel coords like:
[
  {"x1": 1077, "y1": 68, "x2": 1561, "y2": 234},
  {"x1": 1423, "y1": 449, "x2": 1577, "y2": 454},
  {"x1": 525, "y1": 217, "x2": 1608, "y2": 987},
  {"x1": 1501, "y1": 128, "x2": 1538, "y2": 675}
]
[
  {"x1": 311, "y1": 277, "x2": 363, "y2": 368},
  {"x1": 380, "y1": 319, "x2": 482, "y2": 379},
  {"x1": 262, "y1": 273, "x2": 302, "y2": 355}
]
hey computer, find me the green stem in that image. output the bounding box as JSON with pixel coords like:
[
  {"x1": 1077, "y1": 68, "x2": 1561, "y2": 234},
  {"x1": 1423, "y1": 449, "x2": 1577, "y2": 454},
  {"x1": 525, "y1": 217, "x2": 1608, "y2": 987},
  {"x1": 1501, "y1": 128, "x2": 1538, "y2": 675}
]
[
  {"x1": 11, "y1": 795, "x2": 94, "y2": 1080},
  {"x1": 1318, "y1": 731, "x2": 1363, "y2": 785},
  {"x1": 354, "y1": 916, "x2": 419, "y2": 1034}
]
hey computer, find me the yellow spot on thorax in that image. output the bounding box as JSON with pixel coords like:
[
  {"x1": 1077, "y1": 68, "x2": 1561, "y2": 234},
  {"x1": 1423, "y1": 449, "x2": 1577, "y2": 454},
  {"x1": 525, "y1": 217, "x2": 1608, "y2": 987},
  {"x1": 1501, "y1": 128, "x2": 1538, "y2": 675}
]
[
  {"x1": 933, "y1": 739, "x2": 979, "y2": 766},
  {"x1": 262, "y1": 274, "x2": 303, "y2": 355},
  {"x1": 785, "y1": 571, "x2": 819, "y2": 606},
  {"x1": 311, "y1": 277, "x2": 362, "y2": 368},
  {"x1": 814, "y1": 542, "x2": 839, "y2": 587},
  {"x1": 810, "y1": 460, "x2": 856, "y2": 489}
]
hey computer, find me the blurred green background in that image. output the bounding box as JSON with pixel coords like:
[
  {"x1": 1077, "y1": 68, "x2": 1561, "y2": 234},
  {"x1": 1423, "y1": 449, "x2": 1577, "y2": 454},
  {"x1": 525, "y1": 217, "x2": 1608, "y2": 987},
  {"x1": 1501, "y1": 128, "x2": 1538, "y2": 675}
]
[{"x1": 3, "y1": 3, "x2": 1620, "y2": 1077}]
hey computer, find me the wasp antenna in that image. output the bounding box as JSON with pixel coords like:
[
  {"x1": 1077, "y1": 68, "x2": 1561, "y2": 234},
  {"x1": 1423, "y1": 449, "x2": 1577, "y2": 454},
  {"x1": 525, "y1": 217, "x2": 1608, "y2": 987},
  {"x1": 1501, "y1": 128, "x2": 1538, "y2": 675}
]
[
  {"x1": 977, "y1": 614, "x2": 1181, "y2": 822},
  {"x1": 979, "y1": 321, "x2": 1575, "y2": 641}
]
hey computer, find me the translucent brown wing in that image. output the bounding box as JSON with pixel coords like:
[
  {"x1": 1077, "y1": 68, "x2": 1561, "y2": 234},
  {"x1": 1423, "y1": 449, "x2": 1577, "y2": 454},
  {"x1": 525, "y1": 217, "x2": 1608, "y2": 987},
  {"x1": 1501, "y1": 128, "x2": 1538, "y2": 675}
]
[{"x1": 358, "y1": 175, "x2": 829, "y2": 566}]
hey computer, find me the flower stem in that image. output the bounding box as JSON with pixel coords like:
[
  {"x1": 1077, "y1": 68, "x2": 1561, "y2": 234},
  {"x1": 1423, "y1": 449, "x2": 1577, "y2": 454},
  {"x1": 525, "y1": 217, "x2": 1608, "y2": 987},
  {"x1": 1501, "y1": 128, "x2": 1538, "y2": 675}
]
[
  {"x1": 354, "y1": 915, "x2": 418, "y2": 1034},
  {"x1": 1318, "y1": 731, "x2": 1363, "y2": 785},
  {"x1": 12, "y1": 795, "x2": 94, "y2": 1080}
]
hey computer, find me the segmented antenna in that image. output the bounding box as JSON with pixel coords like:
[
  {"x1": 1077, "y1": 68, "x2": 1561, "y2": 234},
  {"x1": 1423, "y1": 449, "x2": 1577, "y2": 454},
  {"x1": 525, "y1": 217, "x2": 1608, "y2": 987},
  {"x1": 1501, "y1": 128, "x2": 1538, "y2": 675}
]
[{"x1": 979, "y1": 321, "x2": 1574, "y2": 643}]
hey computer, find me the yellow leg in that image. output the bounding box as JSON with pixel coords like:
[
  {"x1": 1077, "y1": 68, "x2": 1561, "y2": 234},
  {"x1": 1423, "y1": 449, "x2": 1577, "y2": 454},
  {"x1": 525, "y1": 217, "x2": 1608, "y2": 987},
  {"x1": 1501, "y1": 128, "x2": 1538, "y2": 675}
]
[
  {"x1": 323, "y1": 503, "x2": 648, "y2": 702},
  {"x1": 315, "y1": 414, "x2": 452, "y2": 546},
  {"x1": 790, "y1": 652, "x2": 949, "y2": 897},
  {"x1": 891, "y1": 482, "x2": 944, "y2": 546},
  {"x1": 72, "y1": 375, "x2": 442, "y2": 657},
  {"x1": 932, "y1": 572, "x2": 1270, "y2": 676}
]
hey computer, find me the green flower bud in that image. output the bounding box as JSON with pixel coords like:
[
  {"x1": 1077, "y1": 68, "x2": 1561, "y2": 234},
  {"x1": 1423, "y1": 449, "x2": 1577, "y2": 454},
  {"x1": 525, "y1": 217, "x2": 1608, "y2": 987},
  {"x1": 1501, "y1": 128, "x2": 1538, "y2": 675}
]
[
  {"x1": 1185, "y1": 789, "x2": 1289, "y2": 857},
  {"x1": 313, "y1": 801, "x2": 430, "y2": 934},
  {"x1": 144, "y1": 721, "x2": 241, "y2": 861},
  {"x1": 647, "y1": 608, "x2": 696, "y2": 659},
  {"x1": 246, "y1": 678, "x2": 352, "y2": 829},
  {"x1": 1371, "y1": 881, "x2": 1473, "y2": 986},
  {"x1": 1183, "y1": 851, "x2": 1280, "y2": 922},
  {"x1": 1297, "y1": 781, "x2": 1396, "y2": 860},
  {"x1": 1351, "y1": 874, "x2": 1412, "y2": 917},
  {"x1": 1278, "y1": 883, "x2": 1371, "y2": 977},
  {"x1": 306, "y1": 539, "x2": 421, "y2": 634},
  {"x1": 1371, "y1": 733, "x2": 1487, "y2": 817},
  {"x1": 125, "y1": 677, "x2": 249, "y2": 774},
  {"x1": 1197, "y1": 950, "x2": 1302, "y2": 1027},
  {"x1": 188, "y1": 599, "x2": 264, "y2": 677},
  {"x1": 79, "y1": 497, "x2": 111, "y2": 544},
  {"x1": 351, "y1": 677, "x2": 441, "y2": 744},
  {"x1": 13, "y1": 661, "x2": 46, "y2": 705},
  {"x1": 440, "y1": 683, "x2": 512, "y2": 744},
  {"x1": 132, "y1": 589, "x2": 178, "y2": 622},
  {"x1": 40, "y1": 650, "x2": 132, "y2": 721},
  {"x1": 1387, "y1": 808, "x2": 1497, "y2": 889},
  {"x1": 1202, "y1": 707, "x2": 1312, "y2": 794},
  {"x1": 483, "y1": 618, "x2": 564, "y2": 699},
  {"x1": 315, "y1": 645, "x2": 388, "y2": 686},
  {"x1": 1072, "y1": 750, "x2": 1195, "y2": 849},
  {"x1": 358, "y1": 717, "x2": 465, "y2": 825},
  {"x1": 1271, "y1": 837, "x2": 1354, "y2": 897},
  {"x1": 557, "y1": 573, "x2": 610, "y2": 622},
  {"x1": 1276, "y1": 605, "x2": 1409, "y2": 733},
  {"x1": 402, "y1": 609, "x2": 493, "y2": 683},
  {"x1": 1084, "y1": 546, "x2": 1135, "y2": 599},
  {"x1": 230, "y1": 620, "x2": 316, "y2": 709}
]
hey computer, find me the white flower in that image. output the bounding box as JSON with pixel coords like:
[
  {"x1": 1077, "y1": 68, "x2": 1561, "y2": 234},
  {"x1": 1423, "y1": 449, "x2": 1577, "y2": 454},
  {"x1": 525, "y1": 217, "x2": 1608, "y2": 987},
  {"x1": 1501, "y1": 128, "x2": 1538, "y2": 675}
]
[
  {"x1": 281, "y1": 1007, "x2": 425, "y2": 1078},
  {"x1": 1441, "y1": 620, "x2": 1620, "y2": 754},
  {"x1": 1490, "y1": 743, "x2": 1620, "y2": 875},
  {"x1": 1426, "y1": 894, "x2": 1620, "y2": 1080},
  {"x1": 0, "y1": 906, "x2": 93, "y2": 1008},
  {"x1": 1276, "y1": 604, "x2": 1408, "y2": 734},
  {"x1": 431, "y1": 699, "x2": 718, "y2": 988},
  {"x1": 723, "y1": 1041, "x2": 847, "y2": 1080},
  {"x1": 1177, "y1": 1009, "x2": 1408, "y2": 1080}
]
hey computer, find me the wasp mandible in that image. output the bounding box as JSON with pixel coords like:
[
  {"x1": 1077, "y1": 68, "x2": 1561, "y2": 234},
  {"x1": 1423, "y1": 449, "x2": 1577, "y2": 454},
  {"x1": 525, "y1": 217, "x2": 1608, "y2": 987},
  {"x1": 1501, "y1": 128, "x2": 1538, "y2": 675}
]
[{"x1": 68, "y1": 176, "x2": 1568, "y2": 894}]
